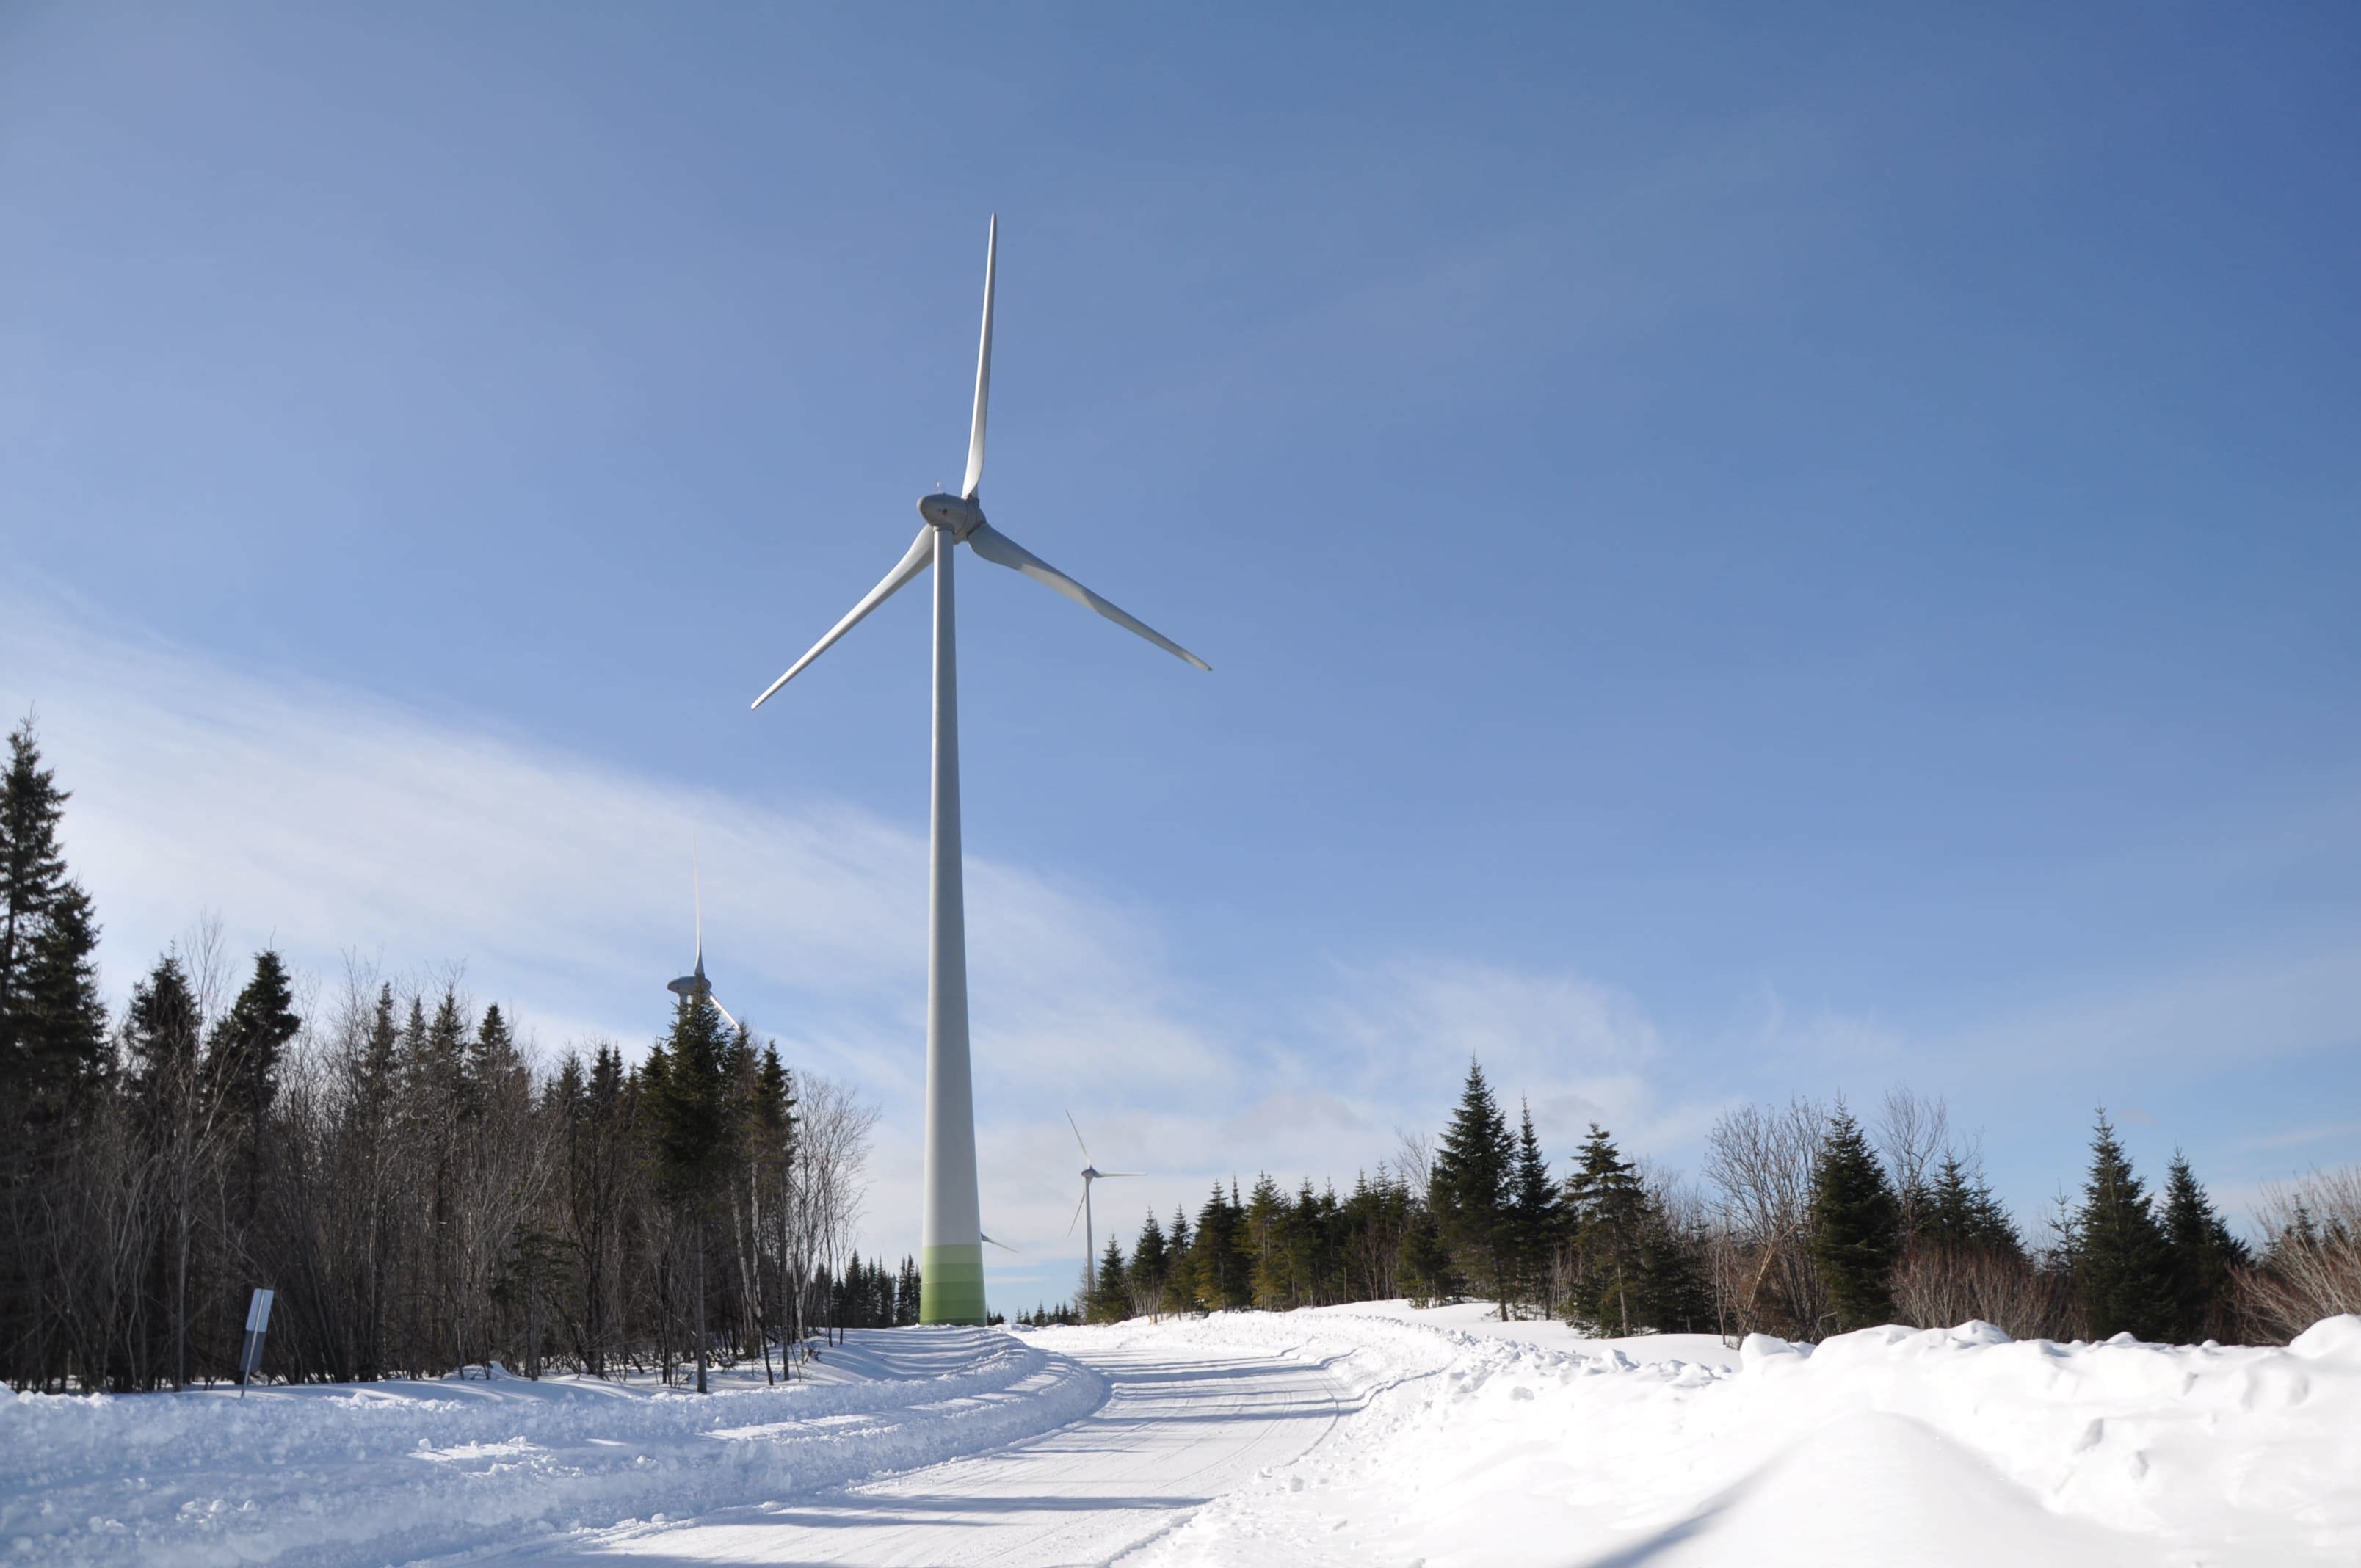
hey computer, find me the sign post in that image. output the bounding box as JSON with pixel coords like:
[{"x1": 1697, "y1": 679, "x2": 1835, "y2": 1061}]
[{"x1": 239, "y1": 1287, "x2": 275, "y2": 1398}]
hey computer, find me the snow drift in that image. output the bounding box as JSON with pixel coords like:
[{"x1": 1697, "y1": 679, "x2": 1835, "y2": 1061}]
[{"x1": 1113, "y1": 1307, "x2": 2361, "y2": 1567}]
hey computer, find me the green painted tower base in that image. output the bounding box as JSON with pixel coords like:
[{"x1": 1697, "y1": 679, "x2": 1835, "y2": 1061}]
[{"x1": 920, "y1": 1243, "x2": 988, "y2": 1325}]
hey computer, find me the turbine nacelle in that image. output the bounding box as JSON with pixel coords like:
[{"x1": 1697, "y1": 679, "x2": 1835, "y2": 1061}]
[{"x1": 918, "y1": 492, "x2": 985, "y2": 538}]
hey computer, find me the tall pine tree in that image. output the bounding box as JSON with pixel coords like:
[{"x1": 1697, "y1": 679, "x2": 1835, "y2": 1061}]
[
  {"x1": 1432, "y1": 1059, "x2": 1515, "y2": 1317},
  {"x1": 1809, "y1": 1105, "x2": 1901, "y2": 1332},
  {"x1": 645, "y1": 995, "x2": 737, "y2": 1390},
  {"x1": 2158, "y1": 1150, "x2": 2246, "y2": 1343},
  {"x1": 1508, "y1": 1099, "x2": 1558, "y2": 1314},
  {"x1": 2071, "y1": 1111, "x2": 2172, "y2": 1340},
  {"x1": 0, "y1": 720, "x2": 108, "y2": 1128},
  {"x1": 204, "y1": 950, "x2": 301, "y2": 1223},
  {"x1": 1564, "y1": 1124, "x2": 1647, "y2": 1334}
]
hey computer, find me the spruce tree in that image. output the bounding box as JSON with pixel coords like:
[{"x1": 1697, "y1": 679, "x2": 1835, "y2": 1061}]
[
  {"x1": 465, "y1": 1003, "x2": 529, "y2": 1117},
  {"x1": 122, "y1": 951, "x2": 206, "y2": 1387},
  {"x1": 1923, "y1": 1153, "x2": 2024, "y2": 1260},
  {"x1": 1509, "y1": 1099, "x2": 1557, "y2": 1314},
  {"x1": 1401, "y1": 1200, "x2": 1459, "y2": 1305},
  {"x1": 1192, "y1": 1181, "x2": 1250, "y2": 1310},
  {"x1": 647, "y1": 995, "x2": 737, "y2": 1389},
  {"x1": 1809, "y1": 1105, "x2": 1901, "y2": 1332},
  {"x1": 1244, "y1": 1173, "x2": 1288, "y2": 1309},
  {"x1": 1087, "y1": 1236, "x2": 1129, "y2": 1323},
  {"x1": 124, "y1": 955, "x2": 203, "y2": 1130},
  {"x1": 2158, "y1": 1150, "x2": 2246, "y2": 1343},
  {"x1": 1131, "y1": 1211, "x2": 1168, "y2": 1318},
  {"x1": 1633, "y1": 1194, "x2": 1714, "y2": 1333},
  {"x1": 16, "y1": 882, "x2": 106, "y2": 1123},
  {"x1": 2071, "y1": 1111, "x2": 2172, "y2": 1340},
  {"x1": 0, "y1": 720, "x2": 107, "y2": 1128},
  {"x1": 205, "y1": 951, "x2": 302, "y2": 1221},
  {"x1": 1564, "y1": 1124, "x2": 1647, "y2": 1334},
  {"x1": 0, "y1": 720, "x2": 70, "y2": 1048},
  {"x1": 1432, "y1": 1059, "x2": 1515, "y2": 1317}
]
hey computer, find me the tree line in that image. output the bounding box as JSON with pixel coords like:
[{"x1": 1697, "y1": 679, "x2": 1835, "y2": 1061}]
[
  {"x1": 0, "y1": 720, "x2": 880, "y2": 1393},
  {"x1": 1074, "y1": 1059, "x2": 2359, "y2": 1344}
]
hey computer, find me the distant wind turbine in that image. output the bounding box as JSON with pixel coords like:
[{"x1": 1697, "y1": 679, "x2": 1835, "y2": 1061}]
[
  {"x1": 751, "y1": 216, "x2": 1207, "y2": 1326},
  {"x1": 666, "y1": 839, "x2": 739, "y2": 1031},
  {"x1": 1065, "y1": 1111, "x2": 1141, "y2": 1297}
]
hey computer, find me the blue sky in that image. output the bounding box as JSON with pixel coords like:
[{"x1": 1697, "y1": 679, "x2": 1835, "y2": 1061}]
[{"x1": 5, "y1": 4, "x2": 2357, "y2": 1299}]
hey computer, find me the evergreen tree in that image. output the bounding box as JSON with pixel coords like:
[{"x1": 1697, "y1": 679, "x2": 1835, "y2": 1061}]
[
  {"x1": 205, "y1": 951, "x2": 302, "y2": 1219},
  {"x1": 895, "y1": 1256, "x2": 921, "y2": 1326},
  {"x1": 1244, "y1": 1173, "x2": 1289, "y2": 1309},
  {"x1": 0, "y1": 720, "x2": 107, "y2": 1126},
  {"x1": 1087, "y1": 1236, "x2": 1129, "y2": 1323},
  {"x1": 2158, "y1": 1150, "x2": 2246, "y2": 1342},
  {"x1": 1401, "y1": 1199, "x2": 1459, "y2": 1304},
  {"x1": 1809, "y1": 1105, "x2": 1901, "y2": 1332},
  {"x1": 1131, "y1": 1211, "x2": 1168, "y2": 1317},
  {"x1": 1507, "y1": 1099, "x2": 1557, "y2": 1313},
  {"x1": 1161, "y1": 1205, "x2": 1196, "y2": 1315},
  {"x1": 1432, "y1": 1059, "x2": 1515, "y2": 1317},
  {"x1": 1632, "y1": 1192, "x2": 1714, "y2": 1333},
  {"x1": 1922, "y1": 1153, "x2": 2023, "y2": 1260},
  {"x1": 2071, "y1": 1111, "x2": 2173, "y2": 1340},
  {"x1": 646, "y1": 995, "x2": 738, "y2": 1390},
  {"x1": 121, "y1": 951, "x2": 208, "y2": 1387},
  {"x1": 1191, "y1": 1181, "x2": 1250, "y2": 1310},
  {"x1": 0, "y1": 720, "x2": 70, "y2": 1051},
  {"x1": 464, "y1": 1003, "x2": 529, "y2": 1118},
  {"x1": 1563, "y1": 1124, "x2": 1647, "y2": 1333},
  {"x1": 124, "y1": 954, "x2": 203, "y2": 1130},
  {"x1": 205, "y1": 951, "x2": 300, "y2": 1115},
  {"x1": 414, "y1": 992, "x2": 468, "y2": 1112}
]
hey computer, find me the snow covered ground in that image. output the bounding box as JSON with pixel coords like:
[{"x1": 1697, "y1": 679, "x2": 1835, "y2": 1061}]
[{"x1": 4, "y1": 1307, "x2": 2357, "y2": 1565}]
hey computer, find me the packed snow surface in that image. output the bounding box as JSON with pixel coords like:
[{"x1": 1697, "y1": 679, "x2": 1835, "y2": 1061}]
[{"x1": 4, "y1": 1307, "x2": 2356, "y2": 1565}]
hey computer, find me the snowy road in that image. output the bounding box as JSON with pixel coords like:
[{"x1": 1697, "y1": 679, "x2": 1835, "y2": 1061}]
[{"x1": 534, "y1": 1337, "x2": 1348, "y2": 1564}]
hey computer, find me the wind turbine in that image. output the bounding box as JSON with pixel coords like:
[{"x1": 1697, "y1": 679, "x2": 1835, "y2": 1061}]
[
  {"x1": 1065, "y1": 1111, "x2": 1141, "y2": 1296},
  {"x1": 752, "y1": 217, "x2": 1208, "y2": 1326},
  {"x1": 666, "y1": 841, "x2": 739, "y2": 1031}
]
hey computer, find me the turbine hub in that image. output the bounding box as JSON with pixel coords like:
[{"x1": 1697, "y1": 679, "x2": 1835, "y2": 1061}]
[{"x1": 918, "y1": 491, "x2": 984, "y2": 538}]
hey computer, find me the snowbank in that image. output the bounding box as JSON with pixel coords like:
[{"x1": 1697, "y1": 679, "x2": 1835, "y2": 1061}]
[
  {"x1": 1113, "y1": 1308, "x2": 2361, "y2": 1567},
  {"x1": 1299, "y1": 1295, "x2": 1743, "y2": 1368},
  {"x1": 0, "y1": 1329, "x2": 1105, "y2": 1565}
]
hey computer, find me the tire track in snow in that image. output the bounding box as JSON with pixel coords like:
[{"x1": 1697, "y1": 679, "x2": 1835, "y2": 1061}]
[{"x1": 546, "y1": 1333, "x2": 1353, "y2": 1565}]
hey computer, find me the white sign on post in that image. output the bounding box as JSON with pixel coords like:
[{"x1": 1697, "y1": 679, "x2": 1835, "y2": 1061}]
[{"x1": 239, "y1": 1287, "x2": 275, "y2": 1397}]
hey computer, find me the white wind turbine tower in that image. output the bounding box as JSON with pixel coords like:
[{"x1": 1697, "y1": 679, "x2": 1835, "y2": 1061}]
[
  {"x1": 667, "y1": 842, "x2": 739, "y2": 1030},
  {"x1": 1065, "y1": 1111, "x2": 1142, "y2": 1298},
  {"x1": 752, "y1": 216, "x2": 1208, "y2": 1326}
]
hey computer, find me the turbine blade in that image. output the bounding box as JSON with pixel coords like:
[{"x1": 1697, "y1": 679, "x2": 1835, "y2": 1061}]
[
  {"x1": 1067, "y1": 1190, "x2": 1089, "y2": 1237},
  {"x1": 752, "y1": 526, "x2": 937, "y2": 708},
  {"x1": 692, "y1": 831, "x2": 703, "y2": 971},
  {"x1": 966, "y1": 523, "x2": 1210, "y2": 672},
  {"x1": 1065, "y1": 1109, "x2": 1091, "y2": 1166},
  {"x1": 1097, "y1": 1172, "x2": 1143, "y2": 1179},
  {"x1": 980, "y1": 1232, "x2": 1020, "y2": 1254},
  {"x1": 961, "y1": 214, "x2": 996, "y2": 500},
  {"x1": 711, "y1": 996, "x2": 740, "y2": 1033}
]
